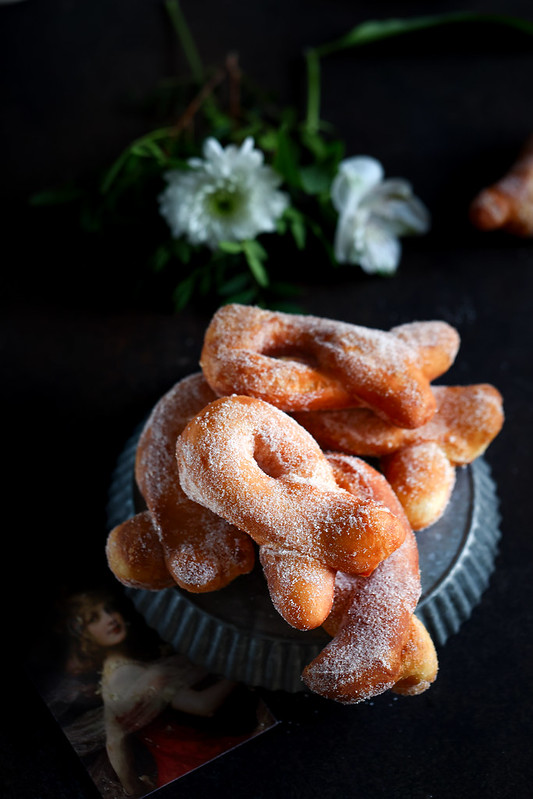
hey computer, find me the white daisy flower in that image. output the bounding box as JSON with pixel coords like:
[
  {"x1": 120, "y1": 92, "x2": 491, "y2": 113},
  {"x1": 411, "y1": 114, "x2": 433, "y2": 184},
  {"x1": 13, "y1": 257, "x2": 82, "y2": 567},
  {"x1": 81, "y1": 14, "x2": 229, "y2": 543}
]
[
  {"x1": 159, "y1": 137, "x2": 289, "y2": 249},
  {"x1": 331, "y1": 155, "x2": 430, "y2": 275}
]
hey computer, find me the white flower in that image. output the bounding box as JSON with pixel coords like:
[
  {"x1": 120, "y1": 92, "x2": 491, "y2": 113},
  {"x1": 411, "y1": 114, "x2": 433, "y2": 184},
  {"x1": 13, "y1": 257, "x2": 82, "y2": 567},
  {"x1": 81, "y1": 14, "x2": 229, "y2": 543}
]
[
  {"x1": 159, "y1": 137, "x2": 289, "y2": 249},
  {"x1": 331, "y1": 156, "x2": 430, "y2": 275}
]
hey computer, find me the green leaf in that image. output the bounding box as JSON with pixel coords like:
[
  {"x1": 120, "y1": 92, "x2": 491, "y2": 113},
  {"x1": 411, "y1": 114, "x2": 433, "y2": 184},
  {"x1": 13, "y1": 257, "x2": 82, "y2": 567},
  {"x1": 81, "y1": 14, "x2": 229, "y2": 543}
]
[
  {"x1": 100, "y1": 150, "x2": 132, "y2": 195},
  {"x1": 165, "y1": 156, "x2": 192, "y2": 169},
  {"x1": 130, "y1": 140, "x2": 167, "y2": 164},
  {"x1": 283, "y1": 207, "x2": 307, "y2": 250},
  {"x1": 29, "y1": 186, "x2": 83, "y2": 206},
  {"x1": 299, "y1": 163, "x2": 334, "y2": 196},
  {"x1": 314, "y1": 12, "x2": 533, "y2": 58},
  {"x1": 100, "y1": 127, "x2": 173, "y2": 194},
  {"x1": 306, "y1": 11, "x2": 533, "y2": 134},
  {"x1": 246, "y1": 239, "x2": 268, "y2": 259},
  {"x1": 273, "y1": 127, "x2": 301, "y2": 188},
  {"x1": 218, "y1": 272, "x2": 251, "y2": 296},
  {"x1": 173, "y1": 273, "x2": 196, "y2": 310},
  {"x1": 150, "y1": 244, "x2": 172, "y2": 273},
  {"x1": 203, "y1": 106, "x2": 234, "y2": 137},
  {"x1": 218, "y1": 240, "x2": 244, "y2": 255},
  {"x1": 242, "y1": 239, "x2": 270, "y2": 287},
  {"x1": 171, "y1": 238, "x2": 193, "y2": 263},
  {"x1": 257, "y1": 129, "x2": 279, "y2": 152}
]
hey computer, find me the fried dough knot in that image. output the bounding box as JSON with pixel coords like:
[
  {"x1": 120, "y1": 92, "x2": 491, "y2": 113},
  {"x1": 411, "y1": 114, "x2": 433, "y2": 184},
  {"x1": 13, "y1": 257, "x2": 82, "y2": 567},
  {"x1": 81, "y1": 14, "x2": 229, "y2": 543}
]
[
  {"x1": 105, "y1": 304, "x2": 504, "y2": 705},
  {"x1": 176, "y1": 395, "x2": 407, "y2": 630},
  {"x1": 294, "y1": 384, "x2": 504, "y2": 530}
]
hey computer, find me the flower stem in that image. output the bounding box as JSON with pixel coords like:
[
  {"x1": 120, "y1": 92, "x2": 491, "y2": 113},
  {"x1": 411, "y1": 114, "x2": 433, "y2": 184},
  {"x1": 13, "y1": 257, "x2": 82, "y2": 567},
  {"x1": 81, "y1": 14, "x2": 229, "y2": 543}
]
[
  {"x1": 226, "y1": 52, "x2": 242, "y2": 122},
  {"x1": 304, "y1": 48, "x2": 321, "y2": 136},
  {"x1": 170, "y1": 67, "x2": 226, "y2": 135},
  {"x1": 165, "y1": 0, "x2": 204, "y2": 84}
]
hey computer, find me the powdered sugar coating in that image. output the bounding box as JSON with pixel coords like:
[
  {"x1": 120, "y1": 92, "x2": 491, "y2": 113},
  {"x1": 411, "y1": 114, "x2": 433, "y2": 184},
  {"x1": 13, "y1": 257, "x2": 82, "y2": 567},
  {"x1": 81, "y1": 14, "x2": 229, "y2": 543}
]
[
  {"x1": 382, "y1": 441, "x2": 457, "y2": 531},
  {"x1": 176, "y1": 395, "x2": 408, "y2": 630},
  {"x1": 391, "y1": 320, "x2": 460, "y2": 381},
  {"x1": 293, "y1": 384, "x2": 504, "y2": 464},
  {"x1": 294, "y1": 383, "x2": 503, "y2": 531},
  {"x1": 176, "y1": 395, "x2": 406, "y2": 574},
  {"x1": 200, "y1": 304, "x2": 450, "y2": 427},
  {"x1": 260, "y1": 546, "x2": 336, "y2": 630},
  {"x1": 301, "y1": 454, "x2": 437, "y2": 704},
  {"x1": 131, "y1": 373, "x2": 255, "y2": 592},
  {"x1": 469, "y1": 132, "x2": 533, "y2": 236},
  {"x1": 106, "y1": 510, "x2": 175, "y2": 590}
]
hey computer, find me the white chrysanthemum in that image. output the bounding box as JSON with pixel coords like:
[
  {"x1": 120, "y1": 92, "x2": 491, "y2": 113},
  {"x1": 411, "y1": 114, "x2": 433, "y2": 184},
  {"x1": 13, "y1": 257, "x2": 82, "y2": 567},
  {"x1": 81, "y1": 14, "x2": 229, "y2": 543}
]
[
  {"x1": 331, "y1": 156, "x2": 430, "y2": 275},
  {"x1": 159, "y1": 137, "x2": 289, "y2": 249}
]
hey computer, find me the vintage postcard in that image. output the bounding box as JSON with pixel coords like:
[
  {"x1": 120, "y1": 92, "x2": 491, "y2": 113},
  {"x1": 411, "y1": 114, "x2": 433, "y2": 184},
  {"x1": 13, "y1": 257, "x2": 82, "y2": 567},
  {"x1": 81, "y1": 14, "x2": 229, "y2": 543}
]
[{"x1": 27, "y1": 583, "x2": 278, "y2": 798}]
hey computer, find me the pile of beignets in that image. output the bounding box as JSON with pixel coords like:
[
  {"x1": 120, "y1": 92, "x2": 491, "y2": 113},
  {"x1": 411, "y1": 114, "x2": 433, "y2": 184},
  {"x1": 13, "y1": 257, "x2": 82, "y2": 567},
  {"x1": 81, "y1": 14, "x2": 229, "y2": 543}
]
[{"x1": 106, "y1": 304, "x2": 504, "y2": 704}]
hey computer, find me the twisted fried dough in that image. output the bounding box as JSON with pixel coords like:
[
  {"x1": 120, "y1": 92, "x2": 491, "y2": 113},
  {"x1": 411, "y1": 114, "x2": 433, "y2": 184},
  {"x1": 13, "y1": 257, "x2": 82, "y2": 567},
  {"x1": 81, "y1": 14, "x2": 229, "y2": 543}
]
[
  {"x1": 302, "y1": 454, "x2": 438, "y2": 703},
  {"x1": 200, "y1": 304, "x2": 460, "y2": 428},
  {"x1": 389, "y1": 320, "x2": 460, "y2": 382},
  {"x1": 392, "y1": 615, "x2": 439, "y2": 696},
  {"x1": 293, "y1": 384, "x2": 503, "y2": 463},
  {"x1": 106, "y1": 373, "x2": 255, "y2": 592},
  {"x1": 294, "y1": 384, "x2": 504, "y2": 529},
  {"x1": 381, "y1": 442, "x2": 456, "y2": 532},
  {"x1": 176, "y1": 395, "x2": 407, "y2": 630},
  {"x1": 106, "y1": 510, "x2": 175, "y2": 590},
  {"x1": 470, "y1": 133, "x2": 533, "y2": 237}
]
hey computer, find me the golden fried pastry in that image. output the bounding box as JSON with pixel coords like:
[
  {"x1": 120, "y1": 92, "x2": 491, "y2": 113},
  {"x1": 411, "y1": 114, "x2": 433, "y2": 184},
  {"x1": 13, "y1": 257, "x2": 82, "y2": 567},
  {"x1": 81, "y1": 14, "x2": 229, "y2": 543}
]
[
  {"x1": 302, "y1": 454, "x2": 438, "y2": 703},
  {"x1": 106, "y1": 511, "x2": 175, "y2": 590},
  {"x1": 259, "y1": 547, "x2": 337, "y2": 631},
  {"x1": 293, "y1": 384, "x2": 503, "y2": 463},
  {"x1": 106, "y1": 373, "x2": 255, "y2": 592},
  {"x1": 294, "y1": 384, "x2": 504, "y2": 529},
  {"x1": 381, "y1": 442, "x2": 456, "y2": 531},
  {"x1": 104, "y1": 303, "x2": 501, "y2": 706},
  {"x1": 200, "y1": 304, "x2": 460, "y2": 428},
  {"x1": 389, "y1": 320, "x2": 460, "y2": 381},
  {"x1": 470, "y1": 132, "x2": 533, "y2": 236},
  {"x1": 392, "y1": 615, "x2": 439, "y2": 697},
  {"x1": 176, "y1": 395, "x2": 408, "y2": 629}
]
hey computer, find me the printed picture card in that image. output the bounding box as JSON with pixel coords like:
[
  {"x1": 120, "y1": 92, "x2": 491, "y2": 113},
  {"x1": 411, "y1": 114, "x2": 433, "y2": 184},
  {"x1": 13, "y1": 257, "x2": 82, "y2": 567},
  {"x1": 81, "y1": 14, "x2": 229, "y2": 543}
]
[{"x1": 27, "y1": 583, "x2": 278, "y2": 798}]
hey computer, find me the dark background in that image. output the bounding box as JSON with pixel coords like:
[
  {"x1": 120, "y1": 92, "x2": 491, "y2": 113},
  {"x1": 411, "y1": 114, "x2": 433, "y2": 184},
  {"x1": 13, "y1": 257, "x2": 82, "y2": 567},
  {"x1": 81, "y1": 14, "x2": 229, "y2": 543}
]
[{"x1": 2, "y1": 1, "x2": 533, "y2": 797}]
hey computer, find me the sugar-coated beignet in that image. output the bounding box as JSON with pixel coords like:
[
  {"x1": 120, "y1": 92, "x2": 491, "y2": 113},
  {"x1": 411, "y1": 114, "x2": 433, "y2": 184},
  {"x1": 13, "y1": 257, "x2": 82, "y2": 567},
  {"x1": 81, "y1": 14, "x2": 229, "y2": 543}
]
[
  {"x1": 293, "y1": 384, "x2": 503, "y2": 529},
  {"x1": 259, "y1": 547, "x2": 337, "y2": 631},
  {"x1": 390, "y1": 320, "x2": 459, "y2": 382},
  {"x1": 469, "y1": 132, "x2": 533, "y2": 237},
  {"x1": 106, "y1": 510, "x2": 176, "y2": 590},
  {"x1": 106, "y1": 373, "x2": 255, "y2": 593},
  {"x1": 293, "y1": 384, "x2": 503, "y2": 464},
  {"x1": 200, "y1": 304, "x2": 459, "y2": 427},
  {"x1": 302, "y1": 454, "x2": 438, "y2": 703},
  {"x1": 381, "y1": 442, "x2": 456, "y2": 531},
  {"x1": 392, "y1": 615, "x2": 439, "y2": 696},
  {"x1": 176, "y1": 396, "x2": 407, "y2": 629}
]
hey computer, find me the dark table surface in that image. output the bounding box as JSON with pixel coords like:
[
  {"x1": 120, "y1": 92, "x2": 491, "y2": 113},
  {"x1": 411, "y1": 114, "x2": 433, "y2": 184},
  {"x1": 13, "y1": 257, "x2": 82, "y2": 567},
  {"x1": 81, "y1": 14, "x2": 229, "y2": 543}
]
[{"x1": 2, "y1": 1, "x2": 533, "y2": 798}]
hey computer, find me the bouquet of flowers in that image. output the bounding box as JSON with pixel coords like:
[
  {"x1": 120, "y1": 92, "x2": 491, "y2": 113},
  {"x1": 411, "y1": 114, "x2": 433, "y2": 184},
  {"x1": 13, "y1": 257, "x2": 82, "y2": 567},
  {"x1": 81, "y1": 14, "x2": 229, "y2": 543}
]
[{"x1": 31, "y1": 3, "x2": 533, "y2": 311}]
